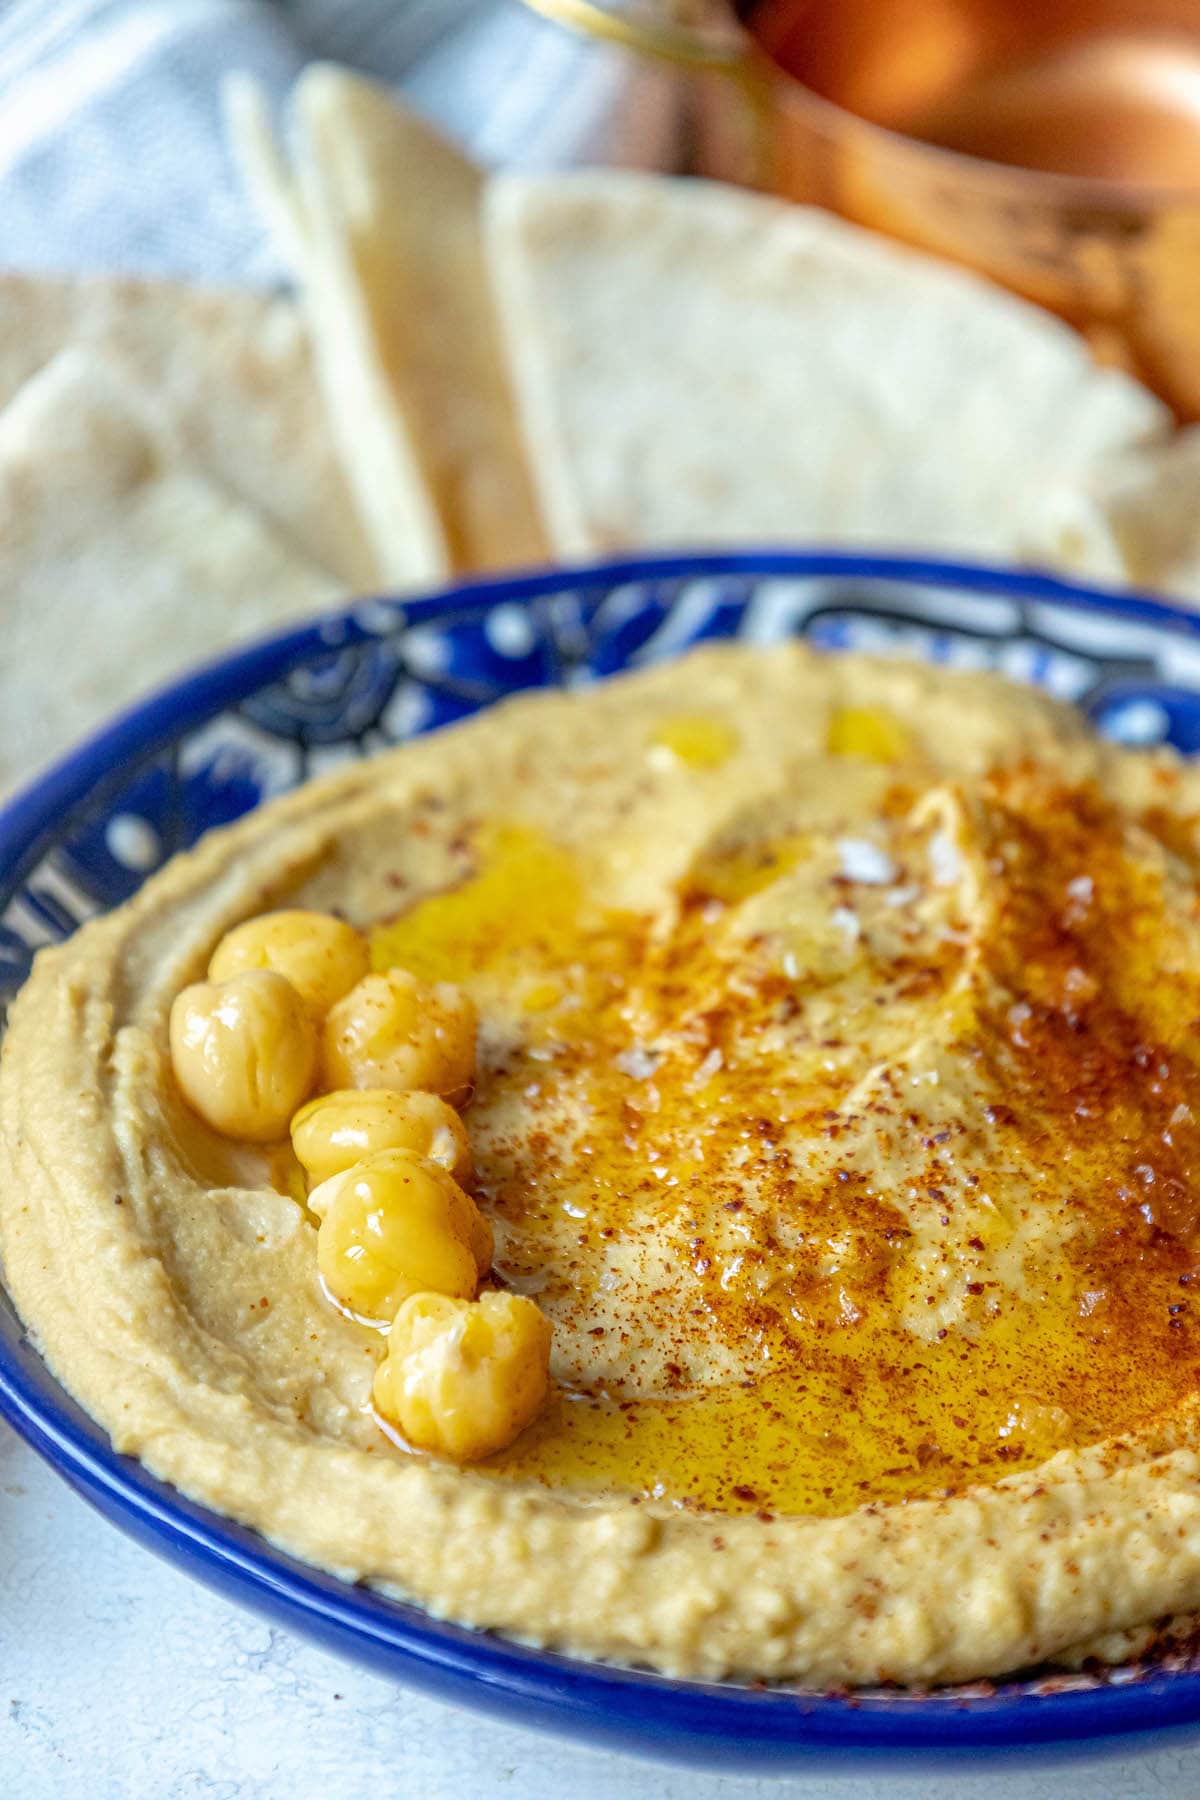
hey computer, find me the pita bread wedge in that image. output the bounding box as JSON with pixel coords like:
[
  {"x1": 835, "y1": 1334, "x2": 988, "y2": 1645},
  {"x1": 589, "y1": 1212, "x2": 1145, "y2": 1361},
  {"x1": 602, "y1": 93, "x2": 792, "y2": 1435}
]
[
  {"x1": 1091, "y1": 430, "x2": 1200, "y2": 600},
  {"x1": 227, "y1": 67, "x2": 546, "y2": 582},
  {"x1": 483, "y1": 170, "x2": 1170, "y2": 564},
  {"x1": 1024, "y1": 427, "x2": 1200, "y2": 602},
  {"x1": 0, "y1": 349, "x2": 340, "y2": 794},
  {"x1": 0, "y1": 271, "x2": 371, "y2": 587}
]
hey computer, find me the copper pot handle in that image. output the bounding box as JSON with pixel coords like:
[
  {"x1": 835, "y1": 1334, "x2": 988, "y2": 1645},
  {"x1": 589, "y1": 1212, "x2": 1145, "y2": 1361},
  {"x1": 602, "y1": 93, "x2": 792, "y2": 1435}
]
[{"x1": 520, "y1": 0, "x2": 749, "y2": 71}]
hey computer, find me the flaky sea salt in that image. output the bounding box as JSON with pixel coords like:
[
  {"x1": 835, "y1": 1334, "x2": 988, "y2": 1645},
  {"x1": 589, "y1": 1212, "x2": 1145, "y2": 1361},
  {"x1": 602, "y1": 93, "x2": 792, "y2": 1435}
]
[
  {"x1": 836, "y1": 837, "x2": 896, "y2": 885},
  {"x1": 928, "y1": 829, "x2": 962, "y2": 887},
  {"x1": 688, "y1": 1047, "x2": 725, "y2": 1089},
  {"x1": 831, "y1": 905, "x2": 861, "y2": 943}
]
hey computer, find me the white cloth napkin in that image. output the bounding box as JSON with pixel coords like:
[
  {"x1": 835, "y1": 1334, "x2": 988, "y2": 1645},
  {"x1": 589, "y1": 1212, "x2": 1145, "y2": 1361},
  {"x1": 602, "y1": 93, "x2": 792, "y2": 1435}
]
[{"x1": 0, "y1": 0, "x2": 683, "y2": 282}]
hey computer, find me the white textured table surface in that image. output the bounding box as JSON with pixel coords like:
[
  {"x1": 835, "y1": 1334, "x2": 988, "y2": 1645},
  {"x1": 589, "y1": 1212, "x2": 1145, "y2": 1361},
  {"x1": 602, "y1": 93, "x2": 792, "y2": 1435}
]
[{"x1": 2, "y1": 1417, "x2": 1200, "y2": 1799}]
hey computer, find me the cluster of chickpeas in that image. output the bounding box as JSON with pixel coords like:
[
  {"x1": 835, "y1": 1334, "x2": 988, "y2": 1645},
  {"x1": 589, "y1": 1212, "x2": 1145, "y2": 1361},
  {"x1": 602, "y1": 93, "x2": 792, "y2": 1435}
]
[{"x1": 168, "y1": 909, "x2": 551, "y2": 1462}]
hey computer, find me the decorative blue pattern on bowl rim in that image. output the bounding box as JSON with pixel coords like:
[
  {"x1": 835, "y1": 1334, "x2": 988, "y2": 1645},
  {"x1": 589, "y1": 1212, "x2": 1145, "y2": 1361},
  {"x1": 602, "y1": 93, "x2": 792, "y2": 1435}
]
[{"x1": 6, "y1": 550, "x2": 1200, "y2": 1773}]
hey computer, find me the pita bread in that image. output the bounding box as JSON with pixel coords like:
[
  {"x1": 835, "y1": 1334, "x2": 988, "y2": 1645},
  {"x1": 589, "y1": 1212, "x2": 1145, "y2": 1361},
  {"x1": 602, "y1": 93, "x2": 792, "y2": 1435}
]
[
  {"x1": 1088, "y1": 431, "x2": 1200, "y2": 599},
  {"x1": 227, "y1": 67, "x2": 546, "y2": 583},
  {"x1": 0, "y1": 270, "x2": 372, "y2": 588},
  {"x1": 483, "y1": 170, "x2": 1169, "y2": 564},
  {"x1": 1022, "y1": 427, "x2": 1200, "y2": 601},
  {"x1": 0, "y1": 349, "x2": 340, "y2": 794}
]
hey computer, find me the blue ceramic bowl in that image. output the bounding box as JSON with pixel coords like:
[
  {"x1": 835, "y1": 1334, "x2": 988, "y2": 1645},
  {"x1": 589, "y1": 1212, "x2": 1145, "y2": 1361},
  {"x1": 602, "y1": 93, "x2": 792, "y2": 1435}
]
[{"x1": 6, "y1": 551, "x2": 1200, "y2": 1775}]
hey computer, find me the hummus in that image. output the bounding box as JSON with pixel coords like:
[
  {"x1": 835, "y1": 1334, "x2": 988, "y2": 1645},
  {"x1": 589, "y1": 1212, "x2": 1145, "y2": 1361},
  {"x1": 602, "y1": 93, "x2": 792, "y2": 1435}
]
[{"x1": 6, "y1": 641, "x2": 1200, "y2": 1687}]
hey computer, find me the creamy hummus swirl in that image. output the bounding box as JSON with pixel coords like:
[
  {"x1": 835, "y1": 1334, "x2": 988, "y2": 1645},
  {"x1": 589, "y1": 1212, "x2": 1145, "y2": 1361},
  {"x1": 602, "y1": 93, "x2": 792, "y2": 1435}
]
[{"x1": 6, "y1": 643, "x2": 1200, "y2": 1686}]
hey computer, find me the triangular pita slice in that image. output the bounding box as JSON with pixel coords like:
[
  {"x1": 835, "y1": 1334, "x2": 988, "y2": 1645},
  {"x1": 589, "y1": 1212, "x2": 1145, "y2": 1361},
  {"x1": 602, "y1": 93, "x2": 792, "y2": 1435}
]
[
  {"x1": 227, "y1": 67, "x2": 546, "y2": 583},
  {"x1": 1088, "y1": 430, "x2": 1200, "y2": 600},
  {"x1": 0, "y1": 349, "x2": 340, "y2": 794},
  {"x1": 484, "y1": 170, "x2": 1169, "y2": 564},
  {"x1": 0, "y1": 271, "x2": 371, "y2": 587}
]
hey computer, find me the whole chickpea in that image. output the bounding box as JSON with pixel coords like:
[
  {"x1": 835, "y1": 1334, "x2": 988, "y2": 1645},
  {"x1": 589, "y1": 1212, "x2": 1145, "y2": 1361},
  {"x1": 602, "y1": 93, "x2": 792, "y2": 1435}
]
[
  {"x1": 291, "y1": 1088, "x2": 472, "y2": 1188},
  {"x1": 169, "y1": 969, "x2": 317, "y2": 1141},
  {"x1": 208, "y1": 910, "x2": 368, "y2": 1019},
  {"x1": 321, "y1": 967, "x2": 477, "y2": 1100}
]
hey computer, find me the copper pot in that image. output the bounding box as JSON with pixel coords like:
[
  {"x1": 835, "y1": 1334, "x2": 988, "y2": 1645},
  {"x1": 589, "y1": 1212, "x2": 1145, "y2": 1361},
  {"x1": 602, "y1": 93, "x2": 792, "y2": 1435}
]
[{"x1": 522, "y1": 0, "x2": 1200, "y2": 416}]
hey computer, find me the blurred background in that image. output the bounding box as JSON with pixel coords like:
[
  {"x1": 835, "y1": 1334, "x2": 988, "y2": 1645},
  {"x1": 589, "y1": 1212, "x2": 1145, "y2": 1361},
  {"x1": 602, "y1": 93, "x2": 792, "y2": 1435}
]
[
  {"x1": 7, "y1": 0, "x2": 1200, "y2": 410},
  {"x1": 0, "y1": 0, "x2": 686, "y2": 282}
]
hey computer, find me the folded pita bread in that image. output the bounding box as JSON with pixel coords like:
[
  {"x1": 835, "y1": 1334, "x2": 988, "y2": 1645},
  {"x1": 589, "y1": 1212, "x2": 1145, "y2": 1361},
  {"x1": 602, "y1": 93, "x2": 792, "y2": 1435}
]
[
  {"x1": 227, "y1": 67, "x2": 546, "y2": 583},
  {"x1": 0, "y1": 349, "x2": 340, "y2": 794},
  {"x1": 483, "y1": 170, "x2": 1169, "y2": 565},
  {"x1": 0, "y1": 271, "x2": 372, "y2": 587},
  {"x1": 1089, "y1": 430, "x2": 1200, "y2": 599}
]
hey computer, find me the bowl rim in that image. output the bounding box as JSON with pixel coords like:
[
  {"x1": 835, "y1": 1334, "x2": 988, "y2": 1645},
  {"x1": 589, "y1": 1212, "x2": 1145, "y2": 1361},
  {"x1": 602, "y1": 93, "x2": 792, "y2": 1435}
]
[
  {"x1": 6, "y1": 547, "x2": 1200, "y2": 1757},
  {"x1": 746, "y1": 45, "x2": 1200, "y2": 209},
  {"x1": 733, "y1": 1, "x2": 1200, "y2": 207}
]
